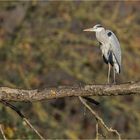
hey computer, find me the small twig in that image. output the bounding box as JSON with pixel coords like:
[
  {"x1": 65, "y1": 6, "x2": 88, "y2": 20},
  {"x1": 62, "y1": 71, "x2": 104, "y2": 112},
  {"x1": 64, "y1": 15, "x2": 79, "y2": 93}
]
[
  {"x1": 79, "y1": 96, "x2": 121, "y2": 140},
  {"x1": 0, "y1": 124, "x2": 7, "y2": 140},
  {"x1": 0, "y1": 100, "x2": 45, "y2": 140},
  {"x1": 95, "y1": 120, "x2": 99, "y2": 140},
  {"x1": 23, "y1": 118, "x2": 44, "y2": 140}
]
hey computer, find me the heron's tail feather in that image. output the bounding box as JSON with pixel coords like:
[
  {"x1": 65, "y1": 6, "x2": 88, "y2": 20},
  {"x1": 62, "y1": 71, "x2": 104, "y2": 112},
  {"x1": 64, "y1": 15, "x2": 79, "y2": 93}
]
[{"x1": 114, "y1": 63, "x2": 120, "y2": 73}]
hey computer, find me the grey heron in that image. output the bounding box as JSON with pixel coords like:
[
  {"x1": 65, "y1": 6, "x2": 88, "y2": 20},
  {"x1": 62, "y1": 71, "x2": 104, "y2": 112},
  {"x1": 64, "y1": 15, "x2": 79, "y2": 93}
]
[{"x1": 83, "y1": 24, "x2": 121, "y2": 83}]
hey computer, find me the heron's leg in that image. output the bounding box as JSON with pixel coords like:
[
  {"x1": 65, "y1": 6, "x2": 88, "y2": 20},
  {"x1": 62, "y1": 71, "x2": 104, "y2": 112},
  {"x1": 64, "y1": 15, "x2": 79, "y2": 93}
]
[
  {"x1": 107, "y1": 64, "x2": 111, "y2": 84},
  {"x1": 113, "y1": 66, "x2": 116, "y2": 84}
]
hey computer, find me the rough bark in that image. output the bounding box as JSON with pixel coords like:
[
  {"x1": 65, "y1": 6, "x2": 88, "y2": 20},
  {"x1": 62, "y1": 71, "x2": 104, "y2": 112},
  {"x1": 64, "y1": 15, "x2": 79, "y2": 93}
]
[{"x1": 0, "y1": 81, "x2": 140, "y2": 102}]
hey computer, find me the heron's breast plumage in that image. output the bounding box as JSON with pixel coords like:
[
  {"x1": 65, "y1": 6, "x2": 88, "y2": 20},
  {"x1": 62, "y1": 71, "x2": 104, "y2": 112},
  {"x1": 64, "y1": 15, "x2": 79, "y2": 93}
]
[
  {"x1": 96, "y1": 30, "x2": 110, "y2": 61},
  {"x1": 96, "y1": 30, "x2": 108, "y2": 44}
]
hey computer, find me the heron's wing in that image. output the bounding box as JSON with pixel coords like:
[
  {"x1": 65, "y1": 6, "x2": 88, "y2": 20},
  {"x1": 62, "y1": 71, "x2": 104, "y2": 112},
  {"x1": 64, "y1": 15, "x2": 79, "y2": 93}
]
[{"x1": 106, "y1": 30, "x2": 121, "y2": 67}]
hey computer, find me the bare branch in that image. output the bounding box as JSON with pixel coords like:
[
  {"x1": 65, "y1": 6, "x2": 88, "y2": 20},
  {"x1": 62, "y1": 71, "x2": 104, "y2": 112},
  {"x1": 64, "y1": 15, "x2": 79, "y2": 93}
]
[
  {"x1": 0, "y1": 124, "x2": 7, "y2": 140},
  {"x1": 0, "y1": 100, "x2": 45, "y2": 140},
  {"x1": 23, "y1": 118, "x2": 45, "y2": 140},
  {"x1": 95, "y1": 120, "x2": 99, "y2": 140},
  {"x1": 0, "y1": 81, "x2": 139, "y2": 102},
  {"x1": 79, "y1": 97, "x2": 121, "y2": 140}
]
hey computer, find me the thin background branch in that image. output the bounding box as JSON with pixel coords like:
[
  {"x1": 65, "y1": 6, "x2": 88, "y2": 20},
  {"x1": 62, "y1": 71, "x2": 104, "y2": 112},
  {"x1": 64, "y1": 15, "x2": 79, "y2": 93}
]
[
  {"x1": 0, "y1": 100, "x2": 45, "y2": 140},
  {"x1": 79, "y1": 96, "x2": 121, "y2": 140},
  {"x1": 0, "y1": 124, "x2": 7, "y2": 140}
]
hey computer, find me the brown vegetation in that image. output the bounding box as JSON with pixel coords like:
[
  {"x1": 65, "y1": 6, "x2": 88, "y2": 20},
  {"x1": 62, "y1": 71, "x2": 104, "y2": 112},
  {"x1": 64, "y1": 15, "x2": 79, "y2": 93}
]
[{"x1": 0, "y1": 1, "x2": 140, "y2": 139}]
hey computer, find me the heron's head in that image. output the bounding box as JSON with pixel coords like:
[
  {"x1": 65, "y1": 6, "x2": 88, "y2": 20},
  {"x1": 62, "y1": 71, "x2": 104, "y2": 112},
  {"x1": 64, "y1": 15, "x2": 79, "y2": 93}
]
[{"x1": 83, "y1": 24, "x2": 104, "y2": 32}]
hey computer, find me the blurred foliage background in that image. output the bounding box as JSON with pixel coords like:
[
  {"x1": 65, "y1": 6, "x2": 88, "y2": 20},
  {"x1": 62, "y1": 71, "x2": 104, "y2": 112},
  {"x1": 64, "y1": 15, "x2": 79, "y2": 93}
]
[{"x1": 0, "y1": 1, "x2": 140, "y2": 139}]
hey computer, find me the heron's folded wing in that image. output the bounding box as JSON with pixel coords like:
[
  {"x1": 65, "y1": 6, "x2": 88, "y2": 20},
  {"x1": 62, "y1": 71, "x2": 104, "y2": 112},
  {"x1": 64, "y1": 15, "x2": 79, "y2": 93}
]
[{"x1": 106, "y1": 30, "x2": 121, "y2": 67}]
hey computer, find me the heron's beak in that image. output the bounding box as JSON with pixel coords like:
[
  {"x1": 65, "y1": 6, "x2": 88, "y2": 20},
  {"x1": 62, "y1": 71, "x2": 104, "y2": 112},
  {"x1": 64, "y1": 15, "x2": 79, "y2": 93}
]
[{"x1": 83, "y1": 28, "x2": 95, "y2": 32}]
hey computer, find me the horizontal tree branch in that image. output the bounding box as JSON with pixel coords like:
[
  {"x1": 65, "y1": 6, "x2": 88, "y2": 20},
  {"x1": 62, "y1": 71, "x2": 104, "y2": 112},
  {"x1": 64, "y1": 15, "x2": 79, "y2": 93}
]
[{"x1": 0, "y1": 81, "x2": 140, "y2": 102}]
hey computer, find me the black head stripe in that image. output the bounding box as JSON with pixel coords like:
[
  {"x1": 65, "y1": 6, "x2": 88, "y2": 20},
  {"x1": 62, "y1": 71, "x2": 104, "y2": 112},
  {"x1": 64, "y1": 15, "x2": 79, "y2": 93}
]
[
  {"x1": 96, "y1": 25, "x2": 102, "y2": 28},
  {"x1": 107, "y1": 32, "x2": 112, "y2": 37}
]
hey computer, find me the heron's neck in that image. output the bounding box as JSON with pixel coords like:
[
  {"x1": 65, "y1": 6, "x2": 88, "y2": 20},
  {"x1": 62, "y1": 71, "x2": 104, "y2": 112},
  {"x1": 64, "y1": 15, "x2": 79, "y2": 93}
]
[{"x1": 96, "y1": 29, "x2": 108, "y2": 44}]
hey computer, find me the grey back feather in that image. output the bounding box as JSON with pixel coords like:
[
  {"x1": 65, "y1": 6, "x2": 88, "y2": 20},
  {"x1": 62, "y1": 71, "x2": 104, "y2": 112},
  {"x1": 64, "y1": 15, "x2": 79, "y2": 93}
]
[{"x1": 106, "y1": 30, "x2": 121, "y2": 68}]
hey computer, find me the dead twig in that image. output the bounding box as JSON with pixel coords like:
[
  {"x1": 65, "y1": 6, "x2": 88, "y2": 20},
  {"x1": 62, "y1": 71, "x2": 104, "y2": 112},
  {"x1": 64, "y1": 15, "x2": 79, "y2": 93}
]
[
  {"x1": 0, "y1": 100, "x2": 45, "y2": 140},
  {"x1": 79, "y1": 96, "x2": 121, "y2": 140},
  {"x1": 23, "y1": 118, "x2": 44, "y2": 140},
  {"x1": 0, "y1": 124, "x2": 7, "y2": 140},
  {"x1": 95, "y1": 120, "x2": 99, "y2": 140}
]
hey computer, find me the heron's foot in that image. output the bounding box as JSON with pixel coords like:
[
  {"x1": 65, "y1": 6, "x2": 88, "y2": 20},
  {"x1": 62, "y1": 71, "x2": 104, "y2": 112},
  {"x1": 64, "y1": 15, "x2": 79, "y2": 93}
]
[
  {"x1": 107, "y1": 81, "x2": 112, "y2": 86},
  {"x1": 113, "y1": 79, "x2": 117, "y2": 85},
  {"x1": 107, "y1": 80, "x2": 116, "y2": 85},
  {"x1": 113, "y1": 81, "x2": 116, "y2": 85},
  {"x1": 107, "y1": 82, "x2": 111, "y2": 85},
  {"x1": 107, "y1": 81, "x2": 116, "y2": 85}
]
